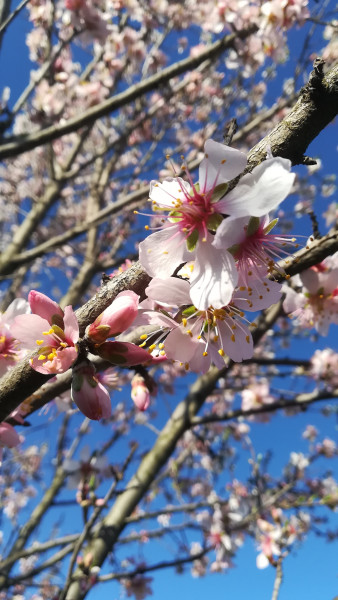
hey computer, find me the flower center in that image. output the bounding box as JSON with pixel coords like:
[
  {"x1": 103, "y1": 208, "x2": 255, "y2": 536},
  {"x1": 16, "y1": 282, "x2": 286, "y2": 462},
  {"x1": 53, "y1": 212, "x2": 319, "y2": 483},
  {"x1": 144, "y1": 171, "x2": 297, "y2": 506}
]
[{"x1": 35, "y1": 325, "x2": 69, "y2": 364}]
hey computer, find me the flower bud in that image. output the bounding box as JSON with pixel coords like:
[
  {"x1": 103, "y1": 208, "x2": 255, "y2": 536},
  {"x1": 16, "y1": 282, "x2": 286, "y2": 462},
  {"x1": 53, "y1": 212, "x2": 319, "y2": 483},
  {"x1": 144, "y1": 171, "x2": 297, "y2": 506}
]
[
  {"x1": 131, "y1": 374, "x2": 150, "y2": 411},
  {"x1": 86, "y1": 291, "x2": 139, "y2": 345},
  {"x1": 72, "y1": 360, "x2": 112, "y2": 420}
]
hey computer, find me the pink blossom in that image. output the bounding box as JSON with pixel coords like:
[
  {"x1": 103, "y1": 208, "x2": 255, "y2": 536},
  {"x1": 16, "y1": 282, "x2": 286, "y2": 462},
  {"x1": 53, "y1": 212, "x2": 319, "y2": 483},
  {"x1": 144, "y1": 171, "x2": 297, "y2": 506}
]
[
  {"x1": 0, "y1": 422, "x2": 22, "y2": 448},
  {"x1": 86, "y1": 291, "x2": 139, "y2": 344},
  {"x1": 0, "y1": 422, "x2": 23, "y2": 465},
  {"x1": 71, "y1": 360, "x2": 112, "y2": 421},
  {"x1": 11, "y1": 291, "x2": 79, "y2": 374},
  {"x1": 213, "y1": 214, "x2": 298, "y2": 284},
  {"x1": 283, "y1": 253, "x2": 338, "y2": 335},
  {"x1": 316, "y1": 438, "x2": 336, "y2": 458},
  {"x1": 0, "y1": 298, "x2": 30, "y2": 377},
  {"x1": 131, "y1": 374, "x2": 150, "y2": 411},
  {"x1": 95, "y1": 340, "x2": 163, "y2": 367},
  {"x1": 310, "y1": 348, "x2": 338, "y2": 387},
  {"x1": 241, "y1": 379, "x2": 275, "y2": 413}
]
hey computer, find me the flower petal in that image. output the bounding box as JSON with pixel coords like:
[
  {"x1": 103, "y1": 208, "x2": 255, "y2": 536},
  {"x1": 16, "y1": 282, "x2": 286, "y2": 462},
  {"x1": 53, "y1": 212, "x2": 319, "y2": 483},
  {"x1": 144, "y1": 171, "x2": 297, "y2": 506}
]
[
  {"x1": 145, "y1": 277, "x2": 191, "y2": 306},
  {"x1": 218, "y1": 319, "x2": 253, "y2": 362},
  {"x1": 11, "y1": 314, "x2": 51, "y2": 347},
  {"x1": 190, "y1": 239, "x2": 238, "y2": 310},
  {"x1": 212, "y1": 215, "x2": 249, "y2": 249},
  {"x1": 63, "y1": 305, "x2": 79, "y2": 344},
  {"x1": 28, "y1": 290, "x2": 64, "y2": 323},
  {"x1": 199, "y1": 139, "x2": 247, "y2": 192},
  {"x1": 149, "y1": 177, "x2": 192, "y2": 208},
  {"x1": 216, "y1": 157, "x2": 295, "y2": 217},
  {"x1": 139, "y1": 226, "x2": 191, "y2": 278},
  {"x1": 31, "y1": 346, "x2": 78, "y2": 374}
]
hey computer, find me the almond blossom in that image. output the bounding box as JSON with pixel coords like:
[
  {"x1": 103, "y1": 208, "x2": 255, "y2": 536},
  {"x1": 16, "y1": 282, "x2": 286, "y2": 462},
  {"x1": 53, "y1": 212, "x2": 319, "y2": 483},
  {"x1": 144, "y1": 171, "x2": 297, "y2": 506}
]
[
  {"x1": 11, "y1": 291, "x2": 79, "y2": 374},
  {"x1": 139, "y1": 141, "x2": 294, "y2": 310},
  {"x1": 213, "y1": 213, "x2": 298, "y2": 285},
  {"x1": 283, "y1": 253, "x2": 338, "y2": 335},
  {"x1": 0, "y1": 298, "x2": 30, "y2": 378},
  {"x1": 140, "y1": 275, "x2": 281, "y2": 372}
]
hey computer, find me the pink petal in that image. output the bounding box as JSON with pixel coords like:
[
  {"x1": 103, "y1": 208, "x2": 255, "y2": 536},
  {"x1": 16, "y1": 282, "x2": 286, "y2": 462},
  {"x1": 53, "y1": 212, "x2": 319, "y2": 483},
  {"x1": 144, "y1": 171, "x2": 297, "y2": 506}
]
[
  {"x1": 11, "y1": 314, "x2": 51, "y2": 347},
  {"x1": 72, "y1": 367, "x2": 112, "y2": 421},
  {"x1": 0, "y1": 422, "x2": 21, "y2": 448},
  {"x1": 31, "y1": 346, "x2": 78, "y2": 374},
  {"x1": 218, "y1": 319, "x2": 253, "y2": 362},
  {"x1": 233, "y1": 279, "x2": 282, "y2": 311},
  {"x1": 63, "y1": 305, "x2": 80, "y2": 343},
  {"x1": 29, "y1": 290, "x2": 64, "y2": 323},
  {"x1": 164, "y1": 326, "x2": 200, "y2": 363}
]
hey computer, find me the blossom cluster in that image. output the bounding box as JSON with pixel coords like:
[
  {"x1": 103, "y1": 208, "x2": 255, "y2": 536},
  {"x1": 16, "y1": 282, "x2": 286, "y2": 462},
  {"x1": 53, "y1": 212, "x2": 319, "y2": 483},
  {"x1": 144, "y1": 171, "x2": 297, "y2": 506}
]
[
  {"x1": 137, "y1": 138, "x2": 296, "y2": 371},
  {"x1": 283, "y1": 252, "x2": 338, "y2": 336},
  {"x1": 0, "y1": 289, "x2": 156, "y2": 454}
]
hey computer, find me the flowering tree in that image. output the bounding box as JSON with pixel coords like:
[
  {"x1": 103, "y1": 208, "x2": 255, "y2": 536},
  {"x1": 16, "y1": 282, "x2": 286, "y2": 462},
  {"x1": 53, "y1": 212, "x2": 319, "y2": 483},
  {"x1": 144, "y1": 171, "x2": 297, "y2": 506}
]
[{"x1": 0, "y1": 1, "x2": 337, "y2": 599}]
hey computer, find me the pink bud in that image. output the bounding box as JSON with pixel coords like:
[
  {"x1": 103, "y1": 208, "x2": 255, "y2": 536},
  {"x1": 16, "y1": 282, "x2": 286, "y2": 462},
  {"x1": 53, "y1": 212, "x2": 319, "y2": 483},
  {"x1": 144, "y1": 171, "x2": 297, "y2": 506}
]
[
  {"x1": 72, "y1": 361, "x2": 112, "y2": 421},
  {"x1": 131, "y1": 375, "x2": 150, "y2": 411},
  {"x1": 96, "y1": 341, "x2": 154, "y2": 366},
  {"x1": 28, "y1": 290, "x2": 64, "y2": 325},
  {"x1": 86, "y1": 291, "x2": 139, "y2": 344},
  {"x1": 0, "y1": 422, "x2": 22, "y2": 448}
]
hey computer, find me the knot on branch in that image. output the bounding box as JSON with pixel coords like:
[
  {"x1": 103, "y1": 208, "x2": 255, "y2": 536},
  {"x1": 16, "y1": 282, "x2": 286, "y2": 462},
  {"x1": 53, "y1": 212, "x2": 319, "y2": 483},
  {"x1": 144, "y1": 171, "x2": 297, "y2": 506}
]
[{"x1": 301, "y1": 57, "x2": 326, "y2": 104}]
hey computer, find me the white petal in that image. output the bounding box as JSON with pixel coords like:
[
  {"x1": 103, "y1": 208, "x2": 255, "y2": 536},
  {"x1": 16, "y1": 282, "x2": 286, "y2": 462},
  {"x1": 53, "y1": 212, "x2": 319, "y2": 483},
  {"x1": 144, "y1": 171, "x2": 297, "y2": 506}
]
[
  {"x1": 233, "y1": 279, "x2": 282, "y2": 311},
  {"x1": 149, "y1": 177, "x2": 192, "y2": 208},
  {"x1": 256, "y1": 553, "x2": 270, "y2": 569},
  {"x1": 199, "y1": 139, "x2": 247, "y2": 192},
  {"x1": 213, "y1": 215, "x2": 249, "y2": 249},
  {"x1": 216, "y1": 157, "x2": 295, "y2": 217},
  {"x1": 139, "y1": 226, "x2": 191, "y2": 278},
  {"x1": 146, "y1": 277, "x2": 191, "y2": 306},
  {"x1": 190, "y1": 239, "x2": 238, "y2": 310}
]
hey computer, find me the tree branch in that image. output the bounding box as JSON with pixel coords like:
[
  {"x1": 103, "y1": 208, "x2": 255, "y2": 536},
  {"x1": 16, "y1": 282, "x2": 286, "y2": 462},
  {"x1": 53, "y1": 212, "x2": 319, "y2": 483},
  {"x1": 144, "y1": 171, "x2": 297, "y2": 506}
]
[{"x1": 0, "y1": 25, "x2": 257, "y2": 160}]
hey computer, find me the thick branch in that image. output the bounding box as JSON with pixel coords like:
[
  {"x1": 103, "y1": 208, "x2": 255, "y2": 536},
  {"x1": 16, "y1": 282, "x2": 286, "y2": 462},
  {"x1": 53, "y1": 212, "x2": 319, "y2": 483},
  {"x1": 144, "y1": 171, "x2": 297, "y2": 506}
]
[{"x1": 247, "y1": 61, "x2": 338, "y2": 167}]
